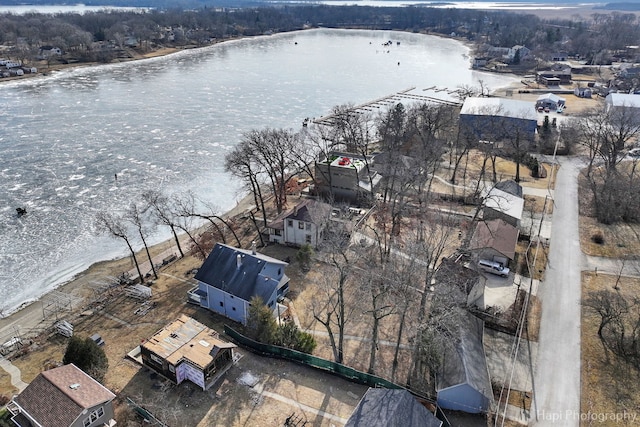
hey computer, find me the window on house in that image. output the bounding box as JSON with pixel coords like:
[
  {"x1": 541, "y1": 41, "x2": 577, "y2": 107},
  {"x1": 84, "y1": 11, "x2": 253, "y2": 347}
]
[
  {"x1": 287, "y1": 220, "x2": 293, "y2": 227},
  {"x1": 232, "y1": 307, "x2": 236, "y2": 311},
  {"x1": 219, "y1": 301, "x2": 224, "y2": 307},
  {"x1": 298, "y1": 222, "x2": 304, "y2": 229},
  {"x1": 169, "y1": 365, "x2": 175, "y2": 373},
  {"x1": 83, "y1": 407, "x2": 105, "y2": 427},
  {"x1": 149, "y1": 353, "x2": 163, "y2": 365},
  {"x1": 306, "y1": 235, "x2": 312, "y2": 243},
  {"x1": 306, "y1": 223, "x2": 311, "y2": 230},
  {"x1": 275, "y1": 229, "x2": 282, "y2": 236}
]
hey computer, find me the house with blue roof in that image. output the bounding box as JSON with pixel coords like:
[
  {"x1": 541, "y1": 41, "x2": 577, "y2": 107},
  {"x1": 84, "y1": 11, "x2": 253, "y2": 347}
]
[{"x1": 192, "y1": 243, "x2": 290, "y2": 325}]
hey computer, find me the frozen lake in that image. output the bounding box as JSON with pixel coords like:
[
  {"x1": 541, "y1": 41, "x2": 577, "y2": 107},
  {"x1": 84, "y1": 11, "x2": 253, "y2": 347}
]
[{"x1": 0, "y1": 28, "x2": 518, "y2": 315}]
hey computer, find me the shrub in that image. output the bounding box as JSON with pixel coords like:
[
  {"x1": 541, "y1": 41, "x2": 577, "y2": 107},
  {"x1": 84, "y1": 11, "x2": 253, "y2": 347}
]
[{"x1": 63, "y1": 336, "x2": 109, "y2": 383}]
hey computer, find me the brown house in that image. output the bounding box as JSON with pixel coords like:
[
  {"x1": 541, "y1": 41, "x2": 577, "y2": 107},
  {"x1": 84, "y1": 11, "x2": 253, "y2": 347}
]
[
  {"x1": 140, "y1": 315, "x2": 236, "y2": 391},
  {"x1": 469, "y1": 218, "x2": 520, "y2": 266},
  {"x1": 8, "y1": 363, "x2": 116, "y2": 427}
]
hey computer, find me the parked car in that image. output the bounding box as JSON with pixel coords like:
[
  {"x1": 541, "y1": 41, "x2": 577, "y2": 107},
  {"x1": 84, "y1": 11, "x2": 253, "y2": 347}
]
[
  {"x1": 628, "y1": 148, "x2": 640, "y2": 157},
  {"x1": 478, "y1": 259, "x2": 510, "y2": 277}
]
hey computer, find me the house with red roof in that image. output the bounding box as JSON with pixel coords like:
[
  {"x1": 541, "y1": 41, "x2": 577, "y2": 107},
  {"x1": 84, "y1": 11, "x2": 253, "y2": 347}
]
[{"x1": 8, "y1": 363, "x2": 116, "y2": 427}]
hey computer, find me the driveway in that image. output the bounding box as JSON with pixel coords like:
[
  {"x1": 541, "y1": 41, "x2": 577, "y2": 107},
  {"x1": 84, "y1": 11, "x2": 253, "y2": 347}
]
[{"x1": 530, "y1": 157, "x2": 584, "y2": 426}]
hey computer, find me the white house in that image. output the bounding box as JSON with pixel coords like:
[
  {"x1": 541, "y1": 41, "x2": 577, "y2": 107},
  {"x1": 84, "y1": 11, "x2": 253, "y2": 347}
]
[
  {"x1": 192, "y1": 243, "x2": 289, "y2": 325},
  {"x1": 266, "y1": 199, "x2": 331, "y2": 248}
]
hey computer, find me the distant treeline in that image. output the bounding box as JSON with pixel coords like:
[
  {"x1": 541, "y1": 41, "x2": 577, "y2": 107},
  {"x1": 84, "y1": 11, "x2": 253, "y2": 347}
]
[{"x1": 2, "y1": 4, "x2": 640, "y2": 66}]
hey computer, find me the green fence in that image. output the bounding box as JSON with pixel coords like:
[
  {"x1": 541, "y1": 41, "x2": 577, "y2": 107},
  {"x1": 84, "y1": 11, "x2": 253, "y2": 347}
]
[
  {"x1": 226, "y1": 325, "x2": 408, "y2": 391},
  {"x1": 224, "y1": 325, "x2": 450, "y2": 426}
]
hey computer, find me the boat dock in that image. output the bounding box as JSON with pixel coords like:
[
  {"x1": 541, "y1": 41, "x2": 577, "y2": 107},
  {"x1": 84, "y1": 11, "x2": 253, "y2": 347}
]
[{"x1": 313, "y1": 87, "x2": 461, "y2": 126}]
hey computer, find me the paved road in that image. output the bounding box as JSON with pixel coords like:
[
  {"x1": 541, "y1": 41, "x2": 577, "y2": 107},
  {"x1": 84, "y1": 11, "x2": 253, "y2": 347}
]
[{"x1": 531, "y1": 157, "x2": 583, "y2": 426}]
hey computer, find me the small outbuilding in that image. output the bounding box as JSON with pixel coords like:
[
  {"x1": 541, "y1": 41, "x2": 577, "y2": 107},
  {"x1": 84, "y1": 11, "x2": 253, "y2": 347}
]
[
  {"x1": 574, "y1": 86, "x2": 592, "y2": 98},
  {"x1": 346, "y1": 388, "x2": 442, "y2": 427},
  {"x1": 437, "y1": 309, "x2": 493, "y2": 414}
]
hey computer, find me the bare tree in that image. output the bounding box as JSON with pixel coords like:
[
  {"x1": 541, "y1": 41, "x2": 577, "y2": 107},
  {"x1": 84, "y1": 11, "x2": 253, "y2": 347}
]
[
  {"x1": 406, "y1": 213, "x2": 456, "y2": 388},
  {"x1": 142, "y1": 190, "x2": 184, "y2": 258},
  {"x1": 243, "y1": 128, "x2": 300, "y2": 215},
  {"x1": 225, "y1": 141, "x2": 268, "y2": 226},
  {"x1": 125, "y1": 202, "x2": 157, "y2": 280},
  {"x1": 95, "y1": 211, "x2": 143, "y2": 284},
  {"x1": 565, "y1": 103, "x2": 640, "y2": 223},
  {"x1": 173, "y1": 191, "x2": 241, "y2": 248},
  {"x1": 310, "y1": 230, "x2": 355, "y2": 364}
]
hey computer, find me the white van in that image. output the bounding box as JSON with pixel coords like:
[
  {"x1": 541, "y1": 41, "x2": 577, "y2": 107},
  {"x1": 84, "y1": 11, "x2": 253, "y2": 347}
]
[{"x1": 478, "y1": 259, "x2": 510, "y2": 277}]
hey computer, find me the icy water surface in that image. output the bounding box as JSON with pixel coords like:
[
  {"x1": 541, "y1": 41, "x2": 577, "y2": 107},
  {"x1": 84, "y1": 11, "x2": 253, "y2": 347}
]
[{"x1": 0, "y1": 28, "x2": 518, "y2": 315}]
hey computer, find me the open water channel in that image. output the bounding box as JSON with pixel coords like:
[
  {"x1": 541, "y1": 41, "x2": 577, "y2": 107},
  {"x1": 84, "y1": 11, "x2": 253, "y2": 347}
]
[{"x1": 0, "y1": 28, "x2": 519, "y2": 315}]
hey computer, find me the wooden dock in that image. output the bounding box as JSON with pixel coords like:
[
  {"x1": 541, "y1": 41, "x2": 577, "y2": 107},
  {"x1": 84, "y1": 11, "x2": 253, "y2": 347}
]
[{"x1": 313, "y1": 87, "x2": 461, "y2": 126}]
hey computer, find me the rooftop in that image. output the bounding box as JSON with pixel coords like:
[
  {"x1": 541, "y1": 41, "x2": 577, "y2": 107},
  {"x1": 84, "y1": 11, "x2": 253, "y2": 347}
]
[
  {"x1": 606, "y1": 93, "x2": 640, "y2": 108},
  {"x1": 483, "y1": 187, "x2": 524, "y2": 221},
  {"x1": 460, "y1": 97, "x2": 537, "y2": 121},
  {"x1": 14, "y1": 363, "x2": 115, "y2": 427},
  {"x1": 142, "y1": 315, "x2": 236, "y2": 369}
]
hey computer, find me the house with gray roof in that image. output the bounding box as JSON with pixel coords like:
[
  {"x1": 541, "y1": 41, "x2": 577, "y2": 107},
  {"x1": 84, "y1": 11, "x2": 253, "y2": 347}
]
[
  {"x1": 192, "y1": 243, "x2": 289, "y2": 325},
  {"x1": 493, "y1": 180, "x2": 523, "y2": 199},
  {"x1": 436, "y1": 309, "x2": 493, "y2": 414},
  {"x1": 266, "y1": 199, "x2": 331, "y2": 248},
  {"x1": 459, "y1": 97, "x2": 537, "y2": 142},
  {"x1": 8, "y1": 363, "x2": 116, "y2": 427},
  {"x1": 345, "y1": 388, "x2": 442, "y2": 427}
]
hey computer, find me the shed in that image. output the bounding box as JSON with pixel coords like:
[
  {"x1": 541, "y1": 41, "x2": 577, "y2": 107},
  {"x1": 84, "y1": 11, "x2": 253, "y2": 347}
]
[
  {"x1": 346, "y1": 388, "x2": 442, "y2": 427},
  {"x1": 437, "y1": 310, "x2": 493, "y2": 414},
  {"x1": 574, "y1": 87, "x2": 592, "y2": 98}
]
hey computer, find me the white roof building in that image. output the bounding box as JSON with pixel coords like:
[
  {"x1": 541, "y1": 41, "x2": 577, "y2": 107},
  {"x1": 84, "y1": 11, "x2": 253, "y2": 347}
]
[
  {"x1": 460, "y1": 97, "x2": 537, "y2": 121},
  {"x1": 605, "y1": 93, "x2": 640, "y2": 109}
]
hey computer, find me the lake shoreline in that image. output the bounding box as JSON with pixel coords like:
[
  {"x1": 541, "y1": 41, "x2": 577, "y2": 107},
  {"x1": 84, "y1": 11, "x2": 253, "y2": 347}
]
[{"x1": 0, "y1": 189, "x2": 256, "y2": 338}]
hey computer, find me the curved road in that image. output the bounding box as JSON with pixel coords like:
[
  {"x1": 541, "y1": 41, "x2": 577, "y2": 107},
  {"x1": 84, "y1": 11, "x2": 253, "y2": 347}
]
[{"x1": 531, "y1": 157, "x2": 583, "y2": 426}]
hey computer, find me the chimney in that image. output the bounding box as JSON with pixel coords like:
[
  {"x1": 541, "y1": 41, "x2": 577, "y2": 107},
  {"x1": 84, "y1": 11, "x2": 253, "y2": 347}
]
[
  {"x1": 251, "y1": 241, "x2": 257, "y2": 255},
  {"x1": 236, "y1": 254, "x2": 242, "y2": 269}
]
